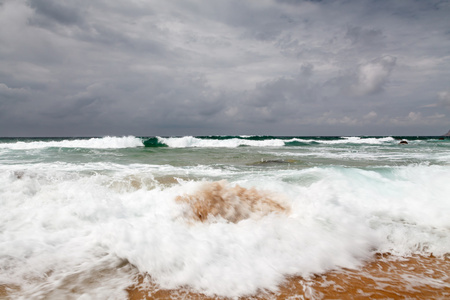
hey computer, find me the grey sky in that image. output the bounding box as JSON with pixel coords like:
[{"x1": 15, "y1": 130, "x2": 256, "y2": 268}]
[{"x1": 1, "y1": 0, "x2": 449, "y2": 136}]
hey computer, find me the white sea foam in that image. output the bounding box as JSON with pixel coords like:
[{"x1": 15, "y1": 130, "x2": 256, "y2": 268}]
[
  {"x1": 0, "y1": 136, "x2": 144, "y2": 149},
  {"x1": 154, "y1": 136, "x2": 398, "y2": 148},
  {"x1": 286, "y1": 136, "x2": 396, "y2": 145},
  {"x1": 158, "y1": 136, "x2": 286, "y2": 148},
  {"x1": 267, "y1": 149, "x2": 435, "y2": 162},
  {"x1": 1, "y1": 162, "x2": 449, "y2": 298}
]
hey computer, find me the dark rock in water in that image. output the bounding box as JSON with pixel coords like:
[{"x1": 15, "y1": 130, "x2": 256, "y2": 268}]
[
  {"x1": 399, "y1": 140, "x2": 408, "y2": 144},
  {"x1": 248, "y1": 159, "x2": 297, "y2": 166},
  {"x1": 439, "y1": 137, "x2": 445, "y2": 140},
  {"x1": 261, "y1": 159, "x2": 288, "y2": 164}
]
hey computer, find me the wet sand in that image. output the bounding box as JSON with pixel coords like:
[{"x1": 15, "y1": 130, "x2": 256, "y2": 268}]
[
  {"x1": 128, "y1": 254, "x2": 450, "y2": 300},
  {"x1": 0, "y1": 285, "x2": 18, "y2": 299},
  {"x1": 1, "y1": 254, "x2": 449, "y2": 299}
]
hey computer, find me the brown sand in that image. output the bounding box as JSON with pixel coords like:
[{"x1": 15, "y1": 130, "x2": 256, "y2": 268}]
[
  {"x1": 1, "y1": 254, "x2": 448, "y2": 299},
  {"x1": 0, "y1": 285, "x2": 19, "y2": 300},
  {"x1": 176, "y1": 180, "x2": 289, "y2": 223},
  {"x1": 128, "y1": 254, "x2": 450, "y2": 300},
  {"x1": 0, "y1": 286, "x2": 7, "y2": 298},
  {"x1": 108, "y1": 175, "x2": 189, "y2": 192}
]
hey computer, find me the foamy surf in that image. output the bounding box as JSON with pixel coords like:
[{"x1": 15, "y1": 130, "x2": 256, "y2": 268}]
[
  {"x1": 0, "y1": 136, "x2": 144, "y2": 149},
  {"x1": 0, "y1": 136, "x2": 449, "y2": 299},
  {"x1": 156, "y1": 136, "x2": 286, "y2": 148},
  {"x1": 153, "y1": 136, "x2": 399, "y2": 148}
]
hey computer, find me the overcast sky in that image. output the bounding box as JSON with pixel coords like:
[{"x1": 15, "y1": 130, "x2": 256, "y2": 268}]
[{"x1": 1, "y1": 0, "x2": 449, "y2": 137}]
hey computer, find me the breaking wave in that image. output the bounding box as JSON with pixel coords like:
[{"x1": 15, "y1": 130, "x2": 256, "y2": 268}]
[
  {"x1": 144, "y1": 136, "x2": 399, "y2": 148},
  {"x1": 0, "y1": 136, "x2": 144, "y2": 149},
  {"x1": 2, "y1": 135, "x2": 445, "y2": 150},
  {"x1": 152, "y1": 136, "x2": 285, "y2": 148}
]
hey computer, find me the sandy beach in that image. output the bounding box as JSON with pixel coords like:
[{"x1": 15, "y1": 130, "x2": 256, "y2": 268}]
[
  {"x1": 127, "y1": 254, "x2": 450, "y2": 299},
  {"x1": 0, "y1": 254, "x2": 449, "y2": 299}
]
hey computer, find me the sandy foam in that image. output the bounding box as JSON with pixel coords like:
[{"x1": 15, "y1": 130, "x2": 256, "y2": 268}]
[{"x1": 176, "y1": 180, "x2": 289, "y2": 223}]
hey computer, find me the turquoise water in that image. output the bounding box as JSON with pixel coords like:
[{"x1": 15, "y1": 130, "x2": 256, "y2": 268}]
[
  {"x1": 1, "y1": 135, "x2": 449, "y2": 167},
  {"x1": 0, "y1": 135, "x2": 449, "y2": 298}
]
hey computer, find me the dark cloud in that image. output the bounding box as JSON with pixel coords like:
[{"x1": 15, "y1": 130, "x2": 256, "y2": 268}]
[
  {"x1": 28, "y1": 0, "x2": 85, "y2": 27},
  {"x1": 345, "y1": 26, "x2": 384, "y2": 47},
  {"x1": 276, "y1": 0, "x2": 323, "y2": 4},
  {"x1": 0, "y1": 0, "x2": 449, "y2": 136}
]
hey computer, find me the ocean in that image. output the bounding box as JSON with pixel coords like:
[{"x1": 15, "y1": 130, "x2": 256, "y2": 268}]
[{"x1": 0, "y1": 135, "x2": 449, "y2": 299}]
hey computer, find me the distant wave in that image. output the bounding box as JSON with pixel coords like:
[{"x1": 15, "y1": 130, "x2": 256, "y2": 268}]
[
  {"x1": 314, "y1": 136, "x2": 396, "y2": 144},
  {"x1": 150, "y1": 136, "x2": 285, "y2": 148},
  {"x1": 0, "y1": 135, "x2": 411, "y2": 150},
  {"x1": 0, "y1": 136, "x2": 144, "y2": 149},
  {"x1": 143, "y1": 136, "x2": 397, "y2": 148}
]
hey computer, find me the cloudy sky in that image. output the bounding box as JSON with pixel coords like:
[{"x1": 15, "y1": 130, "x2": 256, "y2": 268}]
[{"x1": 1, "y1": 0, "x2": 449, "y2": 137}]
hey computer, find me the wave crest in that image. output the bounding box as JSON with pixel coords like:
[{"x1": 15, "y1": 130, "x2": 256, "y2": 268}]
[
  {"x1": 156, "y1": 136, "x2": 286, "y2": 148},
  {"x1": 145, "y1": 136, "x2": 397, "y2": 148},
  {"x1": 0, "y1": 136, "x2": 144, "y2": 149}
]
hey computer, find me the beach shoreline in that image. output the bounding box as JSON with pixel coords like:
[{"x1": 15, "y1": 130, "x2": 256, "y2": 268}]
[
  {"x1": 127, "y1": 254, "x2": 450, "y2": 299},
  {"x1": 2, "y1": 254, "x2": 448, "y2": 299}
]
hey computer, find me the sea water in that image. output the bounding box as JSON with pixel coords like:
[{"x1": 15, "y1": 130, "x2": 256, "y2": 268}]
[{"x1": 0, "y1": 136, "x2": 449, "y2": 299}]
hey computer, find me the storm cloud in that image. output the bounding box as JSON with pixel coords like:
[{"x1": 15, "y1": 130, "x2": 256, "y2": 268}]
[{"x1": 1, "y1": 0, "x2": 449, "y2": 136}]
